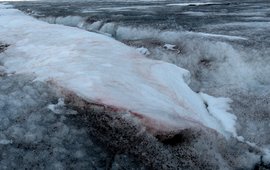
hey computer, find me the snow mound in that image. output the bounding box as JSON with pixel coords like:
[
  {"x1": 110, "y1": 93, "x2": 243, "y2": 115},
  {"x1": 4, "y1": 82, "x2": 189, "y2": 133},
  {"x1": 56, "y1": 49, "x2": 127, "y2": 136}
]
[
  {"x1": 199, "y1": 93, "x2": 237, "y2": 137},
  {"x1": 0, "y1": 5, "x2": 237, "y2": 137}
]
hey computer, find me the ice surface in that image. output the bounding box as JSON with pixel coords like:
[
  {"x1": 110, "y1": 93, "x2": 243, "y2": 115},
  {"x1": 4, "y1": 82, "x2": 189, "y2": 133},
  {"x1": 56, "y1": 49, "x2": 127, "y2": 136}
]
[
  {"x1": 40, "y1": 16, "x2": 84, "y2": 27},
  {"x1": 182, "y1": 11, "x2": 206, "y2": 16},
  {"x1": 208, "y1": 22, "x2": 270, "y2": 29},
  {"x1": 34, "y1": 15, "x2": 248, "y2": 42},
  {"x1": 116, "y1": 26, "x2": 247, "y2": 42},
  {"x1": 31, "y1": 14, "x2": 248, "y2": 43},
  {"x1": 0, "y1": 5, "x2": 238, "y2": 137},
  {"x1": 166, "y1": 2, "x2": 221, "y2": 7}
]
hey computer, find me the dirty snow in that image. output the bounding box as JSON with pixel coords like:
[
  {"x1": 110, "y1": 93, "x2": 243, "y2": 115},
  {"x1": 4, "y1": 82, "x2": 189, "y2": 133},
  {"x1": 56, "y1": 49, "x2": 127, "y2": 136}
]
[{"x1": 0, "y1": 4, "x2": 237, "y2": 137}]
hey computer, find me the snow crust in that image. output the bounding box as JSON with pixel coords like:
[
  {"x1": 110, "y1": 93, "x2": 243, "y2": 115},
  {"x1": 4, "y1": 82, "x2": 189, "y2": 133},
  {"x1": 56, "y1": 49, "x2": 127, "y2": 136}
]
[{"x1": 0, "y1": 5, "x2": 237, "y2": 137}]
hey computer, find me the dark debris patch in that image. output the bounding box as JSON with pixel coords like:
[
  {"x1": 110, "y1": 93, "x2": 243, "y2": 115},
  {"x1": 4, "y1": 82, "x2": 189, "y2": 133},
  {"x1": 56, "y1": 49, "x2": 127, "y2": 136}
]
[
  {"x1": 254, "y1": 156, "x2": 270, "y2": 170},
  {"x1": 0, "y1": 43, "x2": 9, "y2": 53},
  {"x1": 0, "y1": 43, "x2": 8, "y2": 76},
  {"x1": 62, "y1": 90, "x2": 237, "y2": 170},
  {"x1": 157, "y1": 129, "x2": 199, "y2": 146},
  {"x1": 199, "y1": 58, "x2": 212, "y2": 68}
]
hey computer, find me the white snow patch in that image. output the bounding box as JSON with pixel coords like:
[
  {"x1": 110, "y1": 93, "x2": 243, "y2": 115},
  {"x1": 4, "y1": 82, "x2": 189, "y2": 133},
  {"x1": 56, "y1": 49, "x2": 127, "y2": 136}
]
[
  {"x1": 199, "y1": 93, "x2": 237, "y2": 137},
  {"x1": 40, "y1": 16, "x2": 84, "y2": 27},
  {"x1": 164, "y1": 44, "x2": 177, "y2": 51},
  {"x1": 206, "y1": 22, "x2": 270, "y2": 29},
  {"x1": 0, "y1": 5, "x2": 238, "y2": 137},
  {"x1": 98, "y1": 5, "x2": 160, "y2": 11},
  {"x1": 136, "y1": 47, "x2": 150, "y2": 56},
  {"x1": 0, "y1": 139, "x2": 13, "y2": 145},
  {"x1": 48, "y1": 98, "x2": 68, "y2": 114},
  {"x1": 99, "y1": 22, "x2": 116, "y2": 36},
  {"x1": 163, "y1": 44, "x2": 181, "y2": 54},
  {"x1": 188, "y1": 32, "x2": 248, "y2": 41},
  {"x1": 182, "y1": 11, "x2": 206, "y2": 16},
  {"x1": 116, "y1": 26, "x2": 247, "y2": 42},
  {"x1": 246, "y1": 141, "x2": 257, "y2": 148},
  {"x1": 236, "y1": 136, "x2": 245, "y2": 142},
  {"x1": 263, "y1": 149, "x2": 270, "y2": 164},
  {"x1": 166, "y1": 2, "x2": 221, "y2": 7}
]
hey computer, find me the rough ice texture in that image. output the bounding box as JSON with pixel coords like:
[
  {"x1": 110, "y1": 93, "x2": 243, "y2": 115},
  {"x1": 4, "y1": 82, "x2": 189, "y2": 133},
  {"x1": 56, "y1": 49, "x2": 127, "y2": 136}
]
[{"x1": 0, "y1": 5, "x2": 236, "y2": 137}]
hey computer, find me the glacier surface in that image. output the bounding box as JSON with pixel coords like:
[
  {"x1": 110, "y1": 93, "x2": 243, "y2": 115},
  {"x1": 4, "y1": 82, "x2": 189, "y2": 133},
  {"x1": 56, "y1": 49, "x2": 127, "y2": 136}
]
[{"x1": 0, "y1": 4, "x2": 236, "y2": 137}]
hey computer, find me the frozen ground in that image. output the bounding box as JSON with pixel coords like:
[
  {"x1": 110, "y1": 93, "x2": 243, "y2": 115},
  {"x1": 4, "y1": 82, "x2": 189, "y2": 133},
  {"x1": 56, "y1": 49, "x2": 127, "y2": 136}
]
[{"x1": 1, "y1": 1, "x2": 270, "y2": 169}]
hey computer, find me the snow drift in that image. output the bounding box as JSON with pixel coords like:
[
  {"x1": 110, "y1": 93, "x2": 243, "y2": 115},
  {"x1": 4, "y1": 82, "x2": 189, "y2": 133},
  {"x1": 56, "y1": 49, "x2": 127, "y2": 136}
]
[{"x1": 0, "y1": 4, "x2": 237, "y2": 137}]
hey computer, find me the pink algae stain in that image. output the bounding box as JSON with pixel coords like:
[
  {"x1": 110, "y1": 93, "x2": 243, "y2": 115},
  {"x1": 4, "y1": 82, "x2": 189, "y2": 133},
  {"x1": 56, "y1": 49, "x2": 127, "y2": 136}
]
[
  {"x1": 130, "y1": 110, "x2": 207, "y2": 136},
  {"x1": 92, "y1": 99, "x2": 127, "y2": 113},
  {"x1": 130, "y1": 111, "x2": 145, "y2": 120},
  {"x1": 130, "y1": 111, "x2": 182, "y2": 135}
]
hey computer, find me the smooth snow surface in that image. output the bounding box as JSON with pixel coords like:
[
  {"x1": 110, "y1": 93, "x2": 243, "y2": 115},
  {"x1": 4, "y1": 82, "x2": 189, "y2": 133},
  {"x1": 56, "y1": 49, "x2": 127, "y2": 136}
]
[{"x1": 0, "y1": 4, "x2": 237, "y2": 137}]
